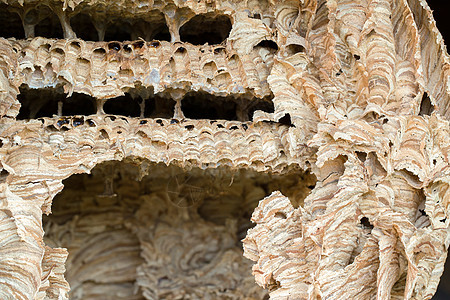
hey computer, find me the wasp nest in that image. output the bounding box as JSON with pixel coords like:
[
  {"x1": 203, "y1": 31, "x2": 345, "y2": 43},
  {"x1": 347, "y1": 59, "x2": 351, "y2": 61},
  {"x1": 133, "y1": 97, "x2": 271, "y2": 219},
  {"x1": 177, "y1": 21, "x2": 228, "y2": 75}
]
[{"x1": 0, "y1": 0, "x2": 449, "y2": 299}]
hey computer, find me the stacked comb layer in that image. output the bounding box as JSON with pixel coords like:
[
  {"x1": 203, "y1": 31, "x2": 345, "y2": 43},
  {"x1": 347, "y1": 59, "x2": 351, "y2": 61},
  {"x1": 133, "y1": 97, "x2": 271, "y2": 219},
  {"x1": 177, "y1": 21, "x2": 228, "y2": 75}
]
[{"x1": 0, "y1": 0, "x2": 450, "y2": 299}]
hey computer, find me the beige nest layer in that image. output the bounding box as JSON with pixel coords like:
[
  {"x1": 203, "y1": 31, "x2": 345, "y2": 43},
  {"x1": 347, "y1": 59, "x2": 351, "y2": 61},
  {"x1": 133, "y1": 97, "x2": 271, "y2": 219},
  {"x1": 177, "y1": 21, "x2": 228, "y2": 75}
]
[{"x1": 0, "y1": 0, "x2": 449, "y2": 299}]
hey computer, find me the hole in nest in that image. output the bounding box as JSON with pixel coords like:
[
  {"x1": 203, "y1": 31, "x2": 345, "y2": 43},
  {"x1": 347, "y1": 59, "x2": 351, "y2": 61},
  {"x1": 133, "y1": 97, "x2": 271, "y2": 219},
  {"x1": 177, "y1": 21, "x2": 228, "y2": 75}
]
[
  {"x1": 399, "y1": 168, "x2": 421, "y2": 187},
  {"x1": 214, "y1": 47, "x2": 226, "y2": 54},
  {"x1": 175, "y1": 46, "x2": 187, "y2": 54},
  {"x1": 71, "y1": 41, "x2": 81, "y2": 49},
  {"x1": 17, "y1": 86, "x2": 60, "y2": 119},
  {"x1": 181, "y1": 92, "x2": 274, "y2": 122},
  {"x1": 56, "y1": 117, "x2": 70, "y2": 127},
  {"x1": 150, "y1": 41, "x2": 160, "y2": 48},
  {"x1": 70, "y1": 13, "x2": 98, "y2": 41},
  {"x1": 131, "y1": 11, "x2": 171, "y2": 42},
  {"x1": 274, "y1": 212, "x2": 287, "y2": 219},
  {"x1": 53, "y1": 48, "x2": 64, "y2": 55},
  {"x1": 286, "y1": 44, "x2": 305, "y2": 55},
  {"x1": 108, "y1": 42, "x2": 121, "y2": 51},
  {"x1": 123, "y1": 44, "x2": 132, "y2": 53},
  {"x1": 0, "y1": 169, "x2": 8, "y2": 184},
  {"x1": 182, "y1": 92, "x2": 237, "y2": 120},
  {"x1": 180, "y1": 14, "x2": 232, "y2": 45},
  {"x1": 278, "y1": 113, "x2": 294, "y2": 127},
  {"x1": 72, "y1": 117, "x2": 84, "y2": 127},
  {"x1": 143, "y1": 95, "x2": 176, "y2": 119},
  {"x1": 0, "y1": 4, "x2": 25, "y2": 39},
  {"x1": 43, "y1": 160, "x2": 314, "y2": 298},
  {"x1": 419, "y1": 92, "x2": 434, "y2": 116},
  {"x1": 360, "y1": 217, "x2": 374, "y2": 230},
  {"x1": 356, "y1": 151, "x2": 367, "y2": 162},
  {"x1": 16, "y1": 86, "x2": 96, "y2": 119},
  {"x1": 87, "y1": 119, "x2": 96, "y2": 127},
  {"x1": 133, "y1": 40, "x2": 145, "y2": 49},
  {"x1": 255, "y1": 40, "x2": 279, "y2": 51},
  {"x1": 247, "y1": 99, "x2": 275, "y2": 120},
  {"x1": 62, "y1": 93, "x2": 97, "y2": 116},
  {"x1": 103, "y1": 94, "x2": 141, "y2": 118},
  {"x1": 93, "y1": 47, "x2": 106, "y2": 55},
  {"x1": 249, "y1": 13, "x2": 262, "y2": 19},
  {"x1": 99, "y1": 129, "x2": 109, "y2": 139},
  {"x1": 104, "y1": 20, "x2": 133, "y2": 42},
  {"x1": 33, "y1": 6, "x2": 64, "y2": 39}
]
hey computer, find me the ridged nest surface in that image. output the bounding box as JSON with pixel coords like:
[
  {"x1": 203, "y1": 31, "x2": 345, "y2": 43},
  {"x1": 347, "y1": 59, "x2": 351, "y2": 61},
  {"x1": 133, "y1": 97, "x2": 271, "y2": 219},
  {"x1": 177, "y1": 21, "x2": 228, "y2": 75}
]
[{"x1": 0, "y1": 0, "x2": 449, "y2": 299}]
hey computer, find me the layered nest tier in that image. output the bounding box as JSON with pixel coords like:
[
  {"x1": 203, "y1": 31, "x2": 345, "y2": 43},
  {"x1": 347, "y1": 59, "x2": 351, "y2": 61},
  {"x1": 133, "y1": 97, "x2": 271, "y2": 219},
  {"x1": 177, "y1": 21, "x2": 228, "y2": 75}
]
[{"x1": 1, "y1": 0, "x2": 450, "y2": 299}]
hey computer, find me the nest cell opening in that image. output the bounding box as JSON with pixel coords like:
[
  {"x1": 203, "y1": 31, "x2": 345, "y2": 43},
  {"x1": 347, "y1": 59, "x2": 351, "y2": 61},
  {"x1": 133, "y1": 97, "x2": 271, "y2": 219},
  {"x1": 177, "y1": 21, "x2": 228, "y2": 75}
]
[
  {"x1": 179, "y1": 14, "x2": 232, "y2": 45},
  {"x1": 143, "y1": 95, "x2": 176, "y2": 119},
  {"x1": 255, "y1": 40, "x2": 279, "y2": 51},
  {"x1": 103, "y1": 94, "x2": 142, "y2": 117},
  {"x1": 43, "y1": 160, "x2": 316, "y2": 299},
  {"x1": 0, "y1": 5, "x2": 25, "y2": 39},
  {"x1": 0, "y1": 4, "x2": 65, "y2": 40},
  {"x1": 419, "y1": 92, "x2": 434, "y2": 116}
]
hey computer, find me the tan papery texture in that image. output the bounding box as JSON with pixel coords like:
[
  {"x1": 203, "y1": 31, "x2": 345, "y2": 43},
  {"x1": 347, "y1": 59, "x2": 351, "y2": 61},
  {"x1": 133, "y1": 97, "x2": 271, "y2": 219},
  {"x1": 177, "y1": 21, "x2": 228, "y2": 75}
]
[{"x1": 0, "y1": 0, "x2": 449, "y2": 299}]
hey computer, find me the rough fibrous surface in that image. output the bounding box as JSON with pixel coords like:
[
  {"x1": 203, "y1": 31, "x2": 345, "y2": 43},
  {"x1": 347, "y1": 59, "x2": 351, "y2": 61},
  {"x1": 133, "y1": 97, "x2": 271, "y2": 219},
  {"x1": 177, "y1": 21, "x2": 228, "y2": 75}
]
[
  {"x1": 43, "y1": 162, "x2": 313, "y2": 299},
  {"x1": 0, "y1": 0, "x2": 449, "y2": 299}
]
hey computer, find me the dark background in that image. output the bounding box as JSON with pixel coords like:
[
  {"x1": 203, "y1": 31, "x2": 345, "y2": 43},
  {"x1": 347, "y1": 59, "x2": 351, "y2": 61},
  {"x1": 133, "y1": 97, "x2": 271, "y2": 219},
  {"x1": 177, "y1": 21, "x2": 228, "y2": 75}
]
[
  {"x1": 426, "y1": 2, "x2": 450, "y2": 299},
  {"x1": 427, "y1": 0, "x2": 450, "y2": 44}
]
